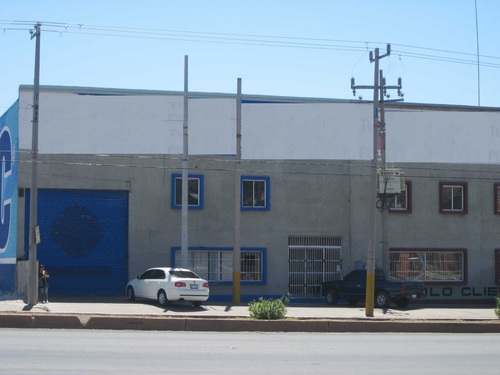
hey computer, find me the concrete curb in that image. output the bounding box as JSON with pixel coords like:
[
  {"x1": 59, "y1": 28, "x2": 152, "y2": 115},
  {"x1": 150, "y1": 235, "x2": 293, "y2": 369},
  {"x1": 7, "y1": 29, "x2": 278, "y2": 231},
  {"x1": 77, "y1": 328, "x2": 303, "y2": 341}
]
[
  {"x1": 85, "y1": 315, "x2": 187, "y2": 331},
  {"x1": 0, "y1": 314, "x2": 33, "y2": 329},
  {"x1": 1, "y1": 312, "x2": 499, "y2": 333},
  {"x1": 33, "y1": 314, "x2": 84, "y2": 329}
]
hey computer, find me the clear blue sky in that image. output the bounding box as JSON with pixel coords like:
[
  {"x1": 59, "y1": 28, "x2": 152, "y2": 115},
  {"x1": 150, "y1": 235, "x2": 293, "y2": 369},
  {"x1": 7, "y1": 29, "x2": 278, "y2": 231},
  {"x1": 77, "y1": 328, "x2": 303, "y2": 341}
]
[{"x1": 1, "y1": 0, "x2": 499, "y2": 112}]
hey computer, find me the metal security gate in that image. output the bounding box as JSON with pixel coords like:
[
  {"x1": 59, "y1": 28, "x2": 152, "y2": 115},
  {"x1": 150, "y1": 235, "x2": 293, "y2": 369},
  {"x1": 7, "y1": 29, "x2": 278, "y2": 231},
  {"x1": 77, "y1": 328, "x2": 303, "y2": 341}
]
[
  {"x1": 288, "y1": 236, "x2": 342, "y2": 298},
  {"x1": 25, "y1": 189, "x2": 129, "y2": 295}
]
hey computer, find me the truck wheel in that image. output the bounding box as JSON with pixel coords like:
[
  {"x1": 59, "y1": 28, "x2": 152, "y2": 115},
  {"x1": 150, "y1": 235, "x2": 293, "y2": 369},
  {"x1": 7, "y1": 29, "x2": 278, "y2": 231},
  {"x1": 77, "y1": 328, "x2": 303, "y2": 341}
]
[
  {"x1": 395, "y1": 298, "x2": 410, "y2": 309},
  {"x1": 374, "y1": 291, "x2": 390, "y2": 308},
  {"x1": 326, "y1": 289, "x2": 338, "y2": 305}
]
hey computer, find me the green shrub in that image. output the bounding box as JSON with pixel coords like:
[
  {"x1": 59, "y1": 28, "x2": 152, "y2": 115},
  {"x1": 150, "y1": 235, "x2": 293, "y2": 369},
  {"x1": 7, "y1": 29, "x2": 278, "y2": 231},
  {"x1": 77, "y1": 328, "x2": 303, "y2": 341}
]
[
  {"x1": 495, "y1": 298, "x2": 500, "y2": 319},
  {"x1": 248, "y1": 295, "x2": 289, "y2": 320}
]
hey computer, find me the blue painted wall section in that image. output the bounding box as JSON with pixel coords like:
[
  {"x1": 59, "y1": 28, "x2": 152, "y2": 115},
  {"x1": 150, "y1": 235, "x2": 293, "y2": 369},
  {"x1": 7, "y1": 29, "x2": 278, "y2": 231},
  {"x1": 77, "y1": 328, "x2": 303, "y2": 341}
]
[
  {"x1": 0, "y1": 101, "x2": 19, "y2": 292},
  {"x1": 24, "y1": 189, "x2": 128, "y2": 295}
]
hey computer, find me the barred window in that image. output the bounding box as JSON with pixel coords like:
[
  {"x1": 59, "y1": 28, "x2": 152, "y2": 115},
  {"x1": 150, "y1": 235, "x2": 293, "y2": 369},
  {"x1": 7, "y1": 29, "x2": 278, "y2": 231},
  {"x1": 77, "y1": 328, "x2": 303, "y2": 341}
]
[
  {"x1": 390, "y1": 249, "x2": 465, "y2": 282},
  {"x1": 174, "y1": 248, "x2": 264, "y2": 282}
]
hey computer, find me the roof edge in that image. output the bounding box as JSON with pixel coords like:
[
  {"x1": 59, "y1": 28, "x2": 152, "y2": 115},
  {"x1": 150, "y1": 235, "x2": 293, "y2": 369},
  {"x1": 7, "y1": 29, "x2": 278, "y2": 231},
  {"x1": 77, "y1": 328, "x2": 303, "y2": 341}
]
[{"x1": 18, "y1": 84, "x2": 500, "y2": 111}]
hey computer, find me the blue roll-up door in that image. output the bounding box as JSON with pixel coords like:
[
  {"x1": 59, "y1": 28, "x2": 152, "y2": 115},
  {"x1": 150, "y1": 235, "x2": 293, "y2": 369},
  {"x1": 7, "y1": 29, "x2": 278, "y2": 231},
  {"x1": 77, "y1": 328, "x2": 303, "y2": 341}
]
[{"x1": 25, "y1": 189, "x2": 128, "y2": 295}]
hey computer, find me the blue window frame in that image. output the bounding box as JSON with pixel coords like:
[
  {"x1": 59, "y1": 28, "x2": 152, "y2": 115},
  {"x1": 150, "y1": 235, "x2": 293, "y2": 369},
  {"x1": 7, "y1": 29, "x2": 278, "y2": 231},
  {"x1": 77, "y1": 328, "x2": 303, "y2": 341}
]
[
  {"x1": 171, "y1": 174, "x2": 204, "y2": 209},
  {"x1": 171, "y1": 247, "x2": 267, "y2": 285},
  {"x1": 241, "y1": 176, "x2": 270, "y2": 211}
]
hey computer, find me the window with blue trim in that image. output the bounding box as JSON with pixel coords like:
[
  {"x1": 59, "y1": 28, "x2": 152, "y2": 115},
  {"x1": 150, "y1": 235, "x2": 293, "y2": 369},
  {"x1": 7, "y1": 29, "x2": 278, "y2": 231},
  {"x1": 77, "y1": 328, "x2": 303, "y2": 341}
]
[
  {"x1": 171, "y1": 174, "x2": 204, "y2": 209},
  {"x1": 241, "y1": 176, "x2": 270, "y2": 211},
  {"x1": 172, "y1": 247, "x2": 266, "y2": 284}
]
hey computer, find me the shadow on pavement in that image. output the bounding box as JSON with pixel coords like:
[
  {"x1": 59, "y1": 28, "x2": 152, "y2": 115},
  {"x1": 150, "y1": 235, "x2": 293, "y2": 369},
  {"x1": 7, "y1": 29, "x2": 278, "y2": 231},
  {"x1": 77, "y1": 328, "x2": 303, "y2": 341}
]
[{"x1": 48, "y1": 295, "x2": 212, "y2": 313}]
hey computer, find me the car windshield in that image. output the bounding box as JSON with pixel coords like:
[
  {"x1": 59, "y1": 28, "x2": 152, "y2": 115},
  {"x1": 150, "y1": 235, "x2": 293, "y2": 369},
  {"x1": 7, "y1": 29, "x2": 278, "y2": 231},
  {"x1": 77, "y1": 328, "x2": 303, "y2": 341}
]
[{"x1": 170, "y1": 270, "x2": 200, "y2": 279}]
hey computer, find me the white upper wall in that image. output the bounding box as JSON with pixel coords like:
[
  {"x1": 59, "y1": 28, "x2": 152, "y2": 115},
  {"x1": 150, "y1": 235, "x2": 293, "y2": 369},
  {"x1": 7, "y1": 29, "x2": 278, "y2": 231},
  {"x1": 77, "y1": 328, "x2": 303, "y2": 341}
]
[
  {"x1": 17, "y1": 87, "x2": 500, "y2": 163},
  {"x1": 18, "y1": 89, "x2": 236, "y2": 155},
  {"x1": 242, "y1": 102, "x2": 373, "y2": 160},
  {"x1": 386, "y1": 109, "x2": 500, "y2": 164}
]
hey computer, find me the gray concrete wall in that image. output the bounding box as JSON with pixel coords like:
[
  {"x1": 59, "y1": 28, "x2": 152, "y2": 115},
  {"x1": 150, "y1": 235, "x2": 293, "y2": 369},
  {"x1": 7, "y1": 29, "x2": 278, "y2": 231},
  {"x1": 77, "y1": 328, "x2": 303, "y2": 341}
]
[
  {"x1": 386, "y1": 162, "x2": 500, "y2": 300},
  {"x1": 16, "y1": 153, "x2": 500, "y2": 301}
]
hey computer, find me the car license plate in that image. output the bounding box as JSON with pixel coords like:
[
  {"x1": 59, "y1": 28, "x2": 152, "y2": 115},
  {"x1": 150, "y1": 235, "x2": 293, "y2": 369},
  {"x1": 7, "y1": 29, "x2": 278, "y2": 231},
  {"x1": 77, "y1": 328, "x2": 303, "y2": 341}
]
[
  {"x1": 412, "y1": 294, "x2": 417, "y2": 298},
  {"x1": 190, "y1": 284, "x2": 198, "y2": 289}
]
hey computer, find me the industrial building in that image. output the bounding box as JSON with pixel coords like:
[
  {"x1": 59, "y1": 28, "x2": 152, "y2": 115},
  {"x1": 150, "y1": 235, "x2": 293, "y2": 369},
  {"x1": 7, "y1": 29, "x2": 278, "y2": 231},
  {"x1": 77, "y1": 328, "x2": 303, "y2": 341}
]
[{"x1": 1, "y1": 84, "x2": 499, "y2": 303}]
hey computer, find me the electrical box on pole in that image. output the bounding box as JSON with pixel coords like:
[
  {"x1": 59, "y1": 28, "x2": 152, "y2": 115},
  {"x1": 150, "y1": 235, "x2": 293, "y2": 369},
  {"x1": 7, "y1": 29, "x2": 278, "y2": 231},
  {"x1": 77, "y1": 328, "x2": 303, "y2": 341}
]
[{"x1": 377, "y1": 168, "x2": 405, "y2": 196}]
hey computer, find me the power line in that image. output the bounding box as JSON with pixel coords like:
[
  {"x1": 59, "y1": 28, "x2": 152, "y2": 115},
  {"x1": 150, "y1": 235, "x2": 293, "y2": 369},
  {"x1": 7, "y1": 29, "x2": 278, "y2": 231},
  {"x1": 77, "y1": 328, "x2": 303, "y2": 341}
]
[
  {"x1": 13, "y1": 153, "x2": 500, "y2": 184},
  {"x1": 1, "y1": 20, "x2": 500, "y2": 69}
]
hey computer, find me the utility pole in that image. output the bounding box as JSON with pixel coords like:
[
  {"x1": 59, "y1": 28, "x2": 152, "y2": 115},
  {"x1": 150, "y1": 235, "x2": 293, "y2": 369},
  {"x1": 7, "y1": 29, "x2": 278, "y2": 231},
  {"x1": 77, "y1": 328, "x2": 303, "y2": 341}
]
[
  {"x1": 28, "y1": 22, "x2": 41, "y2": 306},
  {"x1": 378, "y1": 71, "x2": 404, "y2": 276},
  {"x1": 181, "y1": 55, "x2": 189, "y2": 268},
  {"x1": 351, "y1": 44, "x2": 402, "y2": 317},
  {"x1": 380, "y1": 72, "x2": 389, "y2": 277},
  {"x1": 233, "y1": 78, "x2": 242, "y2": 304}
]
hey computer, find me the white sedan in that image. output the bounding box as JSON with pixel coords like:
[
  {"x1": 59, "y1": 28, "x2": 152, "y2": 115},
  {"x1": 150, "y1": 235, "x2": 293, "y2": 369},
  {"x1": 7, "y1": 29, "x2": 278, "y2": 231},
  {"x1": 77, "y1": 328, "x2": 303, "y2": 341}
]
[{"x1": 126, "y1": 267, "x2": 209, "y2": 307}]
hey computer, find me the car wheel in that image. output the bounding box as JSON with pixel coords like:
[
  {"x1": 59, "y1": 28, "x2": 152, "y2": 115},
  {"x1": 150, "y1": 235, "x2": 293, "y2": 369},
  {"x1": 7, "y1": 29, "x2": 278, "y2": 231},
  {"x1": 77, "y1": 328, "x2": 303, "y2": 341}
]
[
  {"x1": 374, "y1": 291, "x2": 390, "y2": 308},
  {"x1": 192, "y1": 301, "x2": 202, "y2": 307},
  {"x1": 326, "y1": 289, "x2": 338, "y2": 305},
  {"x1": 157, "y1": 290, "x2": 169, "y2": 306},
  {"x1": 348, "y1": 299, "x2": 357, "y2": 306},
  {"x1": 395, "y1": 298, "x2": 410, "y2": 309},
  {"x1": 126, "y1": 286, "x2": 135, "y2": 302}
]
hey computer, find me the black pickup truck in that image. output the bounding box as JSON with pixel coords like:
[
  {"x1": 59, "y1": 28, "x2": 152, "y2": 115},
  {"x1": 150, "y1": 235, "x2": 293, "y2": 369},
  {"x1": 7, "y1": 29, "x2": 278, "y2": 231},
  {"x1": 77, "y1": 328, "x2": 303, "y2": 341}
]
[{"x1": 321, "y1": 269, "x2": 424, "y2": 308}]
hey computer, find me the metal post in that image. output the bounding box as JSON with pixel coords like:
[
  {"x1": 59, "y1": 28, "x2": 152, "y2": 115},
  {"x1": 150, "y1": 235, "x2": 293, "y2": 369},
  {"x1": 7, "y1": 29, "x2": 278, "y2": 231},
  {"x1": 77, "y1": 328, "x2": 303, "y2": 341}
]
[
  {"x1": 365, "y1": 48, "x2": 379, "y2": 317},
  {"x1": 181, "y1": 55, "x2": 189, "y2": 268},
  {"x1": 233, "y1": 78, "x2": 242, "y2": 304},
  {"x1": 28, "y1": 23, "x2": 41, "y2": 306}
]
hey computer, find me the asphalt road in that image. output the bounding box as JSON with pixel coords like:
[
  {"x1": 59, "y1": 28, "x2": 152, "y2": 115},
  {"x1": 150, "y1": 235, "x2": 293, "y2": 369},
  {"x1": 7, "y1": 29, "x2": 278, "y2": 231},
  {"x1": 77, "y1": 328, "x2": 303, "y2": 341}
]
[{"x1": 1, "y1": 329, "x2": 499, "y2": 374}]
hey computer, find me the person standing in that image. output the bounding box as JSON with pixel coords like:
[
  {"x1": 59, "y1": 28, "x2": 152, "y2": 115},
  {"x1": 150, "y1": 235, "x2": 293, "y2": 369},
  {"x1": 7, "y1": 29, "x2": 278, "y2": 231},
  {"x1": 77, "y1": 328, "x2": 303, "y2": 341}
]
[{"x1": 38, "y1": 265, "x2": 50, "y2": 303}]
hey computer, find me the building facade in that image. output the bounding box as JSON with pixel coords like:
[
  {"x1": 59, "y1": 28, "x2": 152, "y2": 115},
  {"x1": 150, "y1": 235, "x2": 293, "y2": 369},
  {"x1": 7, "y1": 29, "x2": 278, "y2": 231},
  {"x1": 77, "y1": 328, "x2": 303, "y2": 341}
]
[{"x1": 3, "y1": 85, "x2": 500, "y2": 303}]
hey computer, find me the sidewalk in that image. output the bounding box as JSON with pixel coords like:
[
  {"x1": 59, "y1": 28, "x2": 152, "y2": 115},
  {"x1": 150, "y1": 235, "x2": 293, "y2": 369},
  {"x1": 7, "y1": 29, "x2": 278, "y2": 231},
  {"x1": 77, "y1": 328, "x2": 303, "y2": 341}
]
[{"x1": 0, "y1": 293, "x2": 499, "y2": 332}]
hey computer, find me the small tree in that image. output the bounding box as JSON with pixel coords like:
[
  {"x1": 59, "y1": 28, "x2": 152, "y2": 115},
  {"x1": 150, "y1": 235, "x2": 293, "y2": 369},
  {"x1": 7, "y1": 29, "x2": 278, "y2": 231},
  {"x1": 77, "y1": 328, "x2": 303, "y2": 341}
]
[{"x1": 495, "y1": 298, "x2": 500, "y2": 319}]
